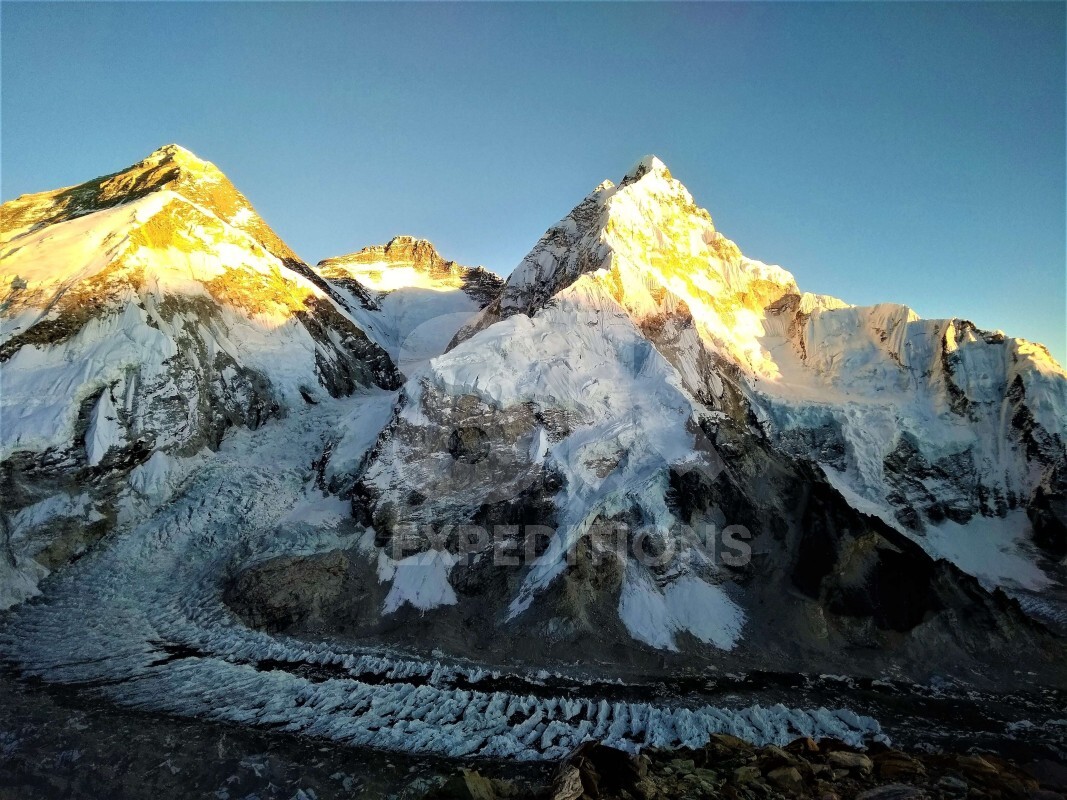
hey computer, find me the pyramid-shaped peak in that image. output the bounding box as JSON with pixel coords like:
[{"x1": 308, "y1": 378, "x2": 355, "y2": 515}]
[
  {"x1": 318, "y1": 235, "x2": 493, "y2": 295},
  {"x1": 0, "y1": 142, "x2": 308, "y2": 268},
  {"x1": 621, "y1": 154, "x2": 672, "y2": 185},
  {"x1": 150, "y1": 142, "x2": 200, "y2": 160},
  {"x1": 384, "y1": 235, "x2": 440, "y2": 255},
  {"x1": 140, "y1": 143, "x2": 218, "y2": 174}
]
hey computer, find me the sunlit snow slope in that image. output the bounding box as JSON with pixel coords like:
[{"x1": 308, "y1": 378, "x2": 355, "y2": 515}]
[
  {"x1": 0, "y1": 145, "x2": 399, "y2": 606},
  {"x1": 351, "y1": 155, "x2": 1067, "y2": 656}
]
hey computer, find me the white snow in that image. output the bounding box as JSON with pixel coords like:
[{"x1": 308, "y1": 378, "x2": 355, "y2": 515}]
[
  {"x1": 278, "y1": 491, "x2": 351, "y2": 529},
  {"x1": 0, "y1": 556, "x2": 47, "y2": 611},
  {"x1": 624, "y1": 154, "x2": 670, "y2": 180},
  {"x1": 127, "y1": 451, "x2": 184, "y2": 500},
  {"x1": 2, "y1": 492, "x2": 104, "y2": 610},
  {"x1": 229, "y1": 206, "x2": 255, "y2": 226},
  {"x1": 382, "y1": 550, "x2": 459, "y2": 613},
  {"x1": 619, "y1": 566, "x2": 745, "y2": 651},
  {"x1": 324, "y1": 390, "x2": 398, "y2": 482},
  {"x1": 757, "y1": 302, "x2": 1067, "y2": 594},
  {"x1": 326, "y1": 263, "x2": 488, "y2": 378},
  {"x1": 332, "y1": 261, "x2": 453, "y2": 293},
  {"x1": 1, "y1": 301, "x2": 175, "y2": 460},
  {"x1": 921, "y1": 511, "x2": 1052, "y2": 593},
  {"x1": 9, "y1": 493, "x2": 99, "y2": 545},
  {"x1": 84, "y1": 388, "x2": 125, "y2": 466}
]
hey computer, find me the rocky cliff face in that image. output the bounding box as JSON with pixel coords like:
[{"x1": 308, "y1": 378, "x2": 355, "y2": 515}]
[
  {"x1": 321, "y1": 234, "x2": 462, "y2": 279},
  {"x1": 318, "y1": 235, "x2": 503, "y2": 303}
]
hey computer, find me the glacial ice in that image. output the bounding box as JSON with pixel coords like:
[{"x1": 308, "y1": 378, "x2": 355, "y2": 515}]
[{"x1": 0, "y1": 398, "x2": 884, "y2": 759}]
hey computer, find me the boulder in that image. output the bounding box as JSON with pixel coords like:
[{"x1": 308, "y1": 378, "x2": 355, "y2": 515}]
[
  {"x1": 549, "y1": 766, "x2": 583, "y2": 800},
  {"x1": 766, "y1": 766, "x2": 805, "y2": 794},
  {"x1": 827, "y1": 750, "x2": 874, "y2": 774}
]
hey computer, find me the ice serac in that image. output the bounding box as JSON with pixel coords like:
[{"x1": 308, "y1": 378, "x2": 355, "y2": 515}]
[
  {"x1": 0, "y1": 144, "x2": 400, "y2": 607},
  {"x1": 338, "y1": 154, "x2": 1066, "y2": 678},
  {"x1": 316, "y1": 235, "x2": 503, "y2": 380}
]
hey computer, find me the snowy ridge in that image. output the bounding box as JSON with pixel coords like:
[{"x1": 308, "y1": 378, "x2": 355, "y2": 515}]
[
  {"x1": 319, "y1": 236, "x2": 473, "y2": 291},
  {"x1": 0, "y1": 146, "x2": 399, "y2": 606},
  {"x1": 1, "y1": 163, "x2": 397, "y2": 461},
  {"x1": 756, "y1": 298, "x2": 1066, "y2": 594}
]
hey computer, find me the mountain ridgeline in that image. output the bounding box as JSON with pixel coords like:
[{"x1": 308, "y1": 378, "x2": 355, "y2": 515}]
[{"x1": 1, "y1": 146, "x2": 1065, "y2": 762}]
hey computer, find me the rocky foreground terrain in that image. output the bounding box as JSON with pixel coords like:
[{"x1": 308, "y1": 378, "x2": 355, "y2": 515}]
[
  {"x1": 433, "y1": 738, "x2": 1067, "y2": 800},
  {"x1": 2, "y1": 666, "x2": 1064, "y2": 800}
]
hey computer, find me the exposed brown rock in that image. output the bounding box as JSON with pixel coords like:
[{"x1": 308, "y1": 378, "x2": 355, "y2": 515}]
[
  {"x1": 766, "y1": 765, "x2": 805, "y2": 793},
  {"x1": 483, "y1": 736, "x2": 1067, "y2": 800},
  {"x1": 319, "y1": 235, "x2": 467, "y2": 280},
  {"x1": 827, "y1": 750, "x2": 874, "y2": 774}
]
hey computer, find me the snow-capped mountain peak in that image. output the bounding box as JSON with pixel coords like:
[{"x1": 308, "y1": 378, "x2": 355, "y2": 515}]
[
  {"x1": 145, "y1": 142, "x2": 211, "y2": 167},
  {"x1": 621, "y1": 153, "x2": 672, "y2": 183},
  {"x1": 319, "y1": 235, "x2": 474, "y2": 292},
  {"x1": 458, "y1": 156, "x2": 804, "y2": 375},
  {"x1": 0, "y1": 146, "x2": 400, "y2": 604},
  {"x1": 1, "y1": 148, "x2": 1065, "y2": 767},
  {"x1": 345, "y1": 154, "x2": 1066, "y2": 665},
  {"x1": 127, "y1": 143, "x2": 220, "y2": 185}
]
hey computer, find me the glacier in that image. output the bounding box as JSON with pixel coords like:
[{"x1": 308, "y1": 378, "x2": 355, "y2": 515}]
[{"x1": 0, "y1": 397, "x2": 884, "y2": 759}]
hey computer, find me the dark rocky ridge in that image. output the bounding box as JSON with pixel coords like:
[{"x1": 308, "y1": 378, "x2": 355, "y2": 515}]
[
  {"x1": 433, "y1": 738, "x2": 1067, "y2": 800},
  {"x1": 317, "y1": 234, "x2": 504, "y2": 306},
  {"x1": 319, "y1": 235, "x2": 461, "y2": 277}
]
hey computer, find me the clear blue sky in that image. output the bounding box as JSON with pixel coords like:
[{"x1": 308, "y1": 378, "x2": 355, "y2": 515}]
[{"x1": 3, "y1": 2, "x2": 1064, "y2": 363}]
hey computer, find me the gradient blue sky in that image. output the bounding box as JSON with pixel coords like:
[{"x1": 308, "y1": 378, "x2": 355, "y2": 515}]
[{"x1": 3, "y1": 2, "x2": 1064, "y2": 362}]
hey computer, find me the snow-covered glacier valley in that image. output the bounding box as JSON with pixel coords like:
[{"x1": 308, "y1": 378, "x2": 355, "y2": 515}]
[{"x1": 2, "y1": 395, "x2": 1064, "y2": 772}]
